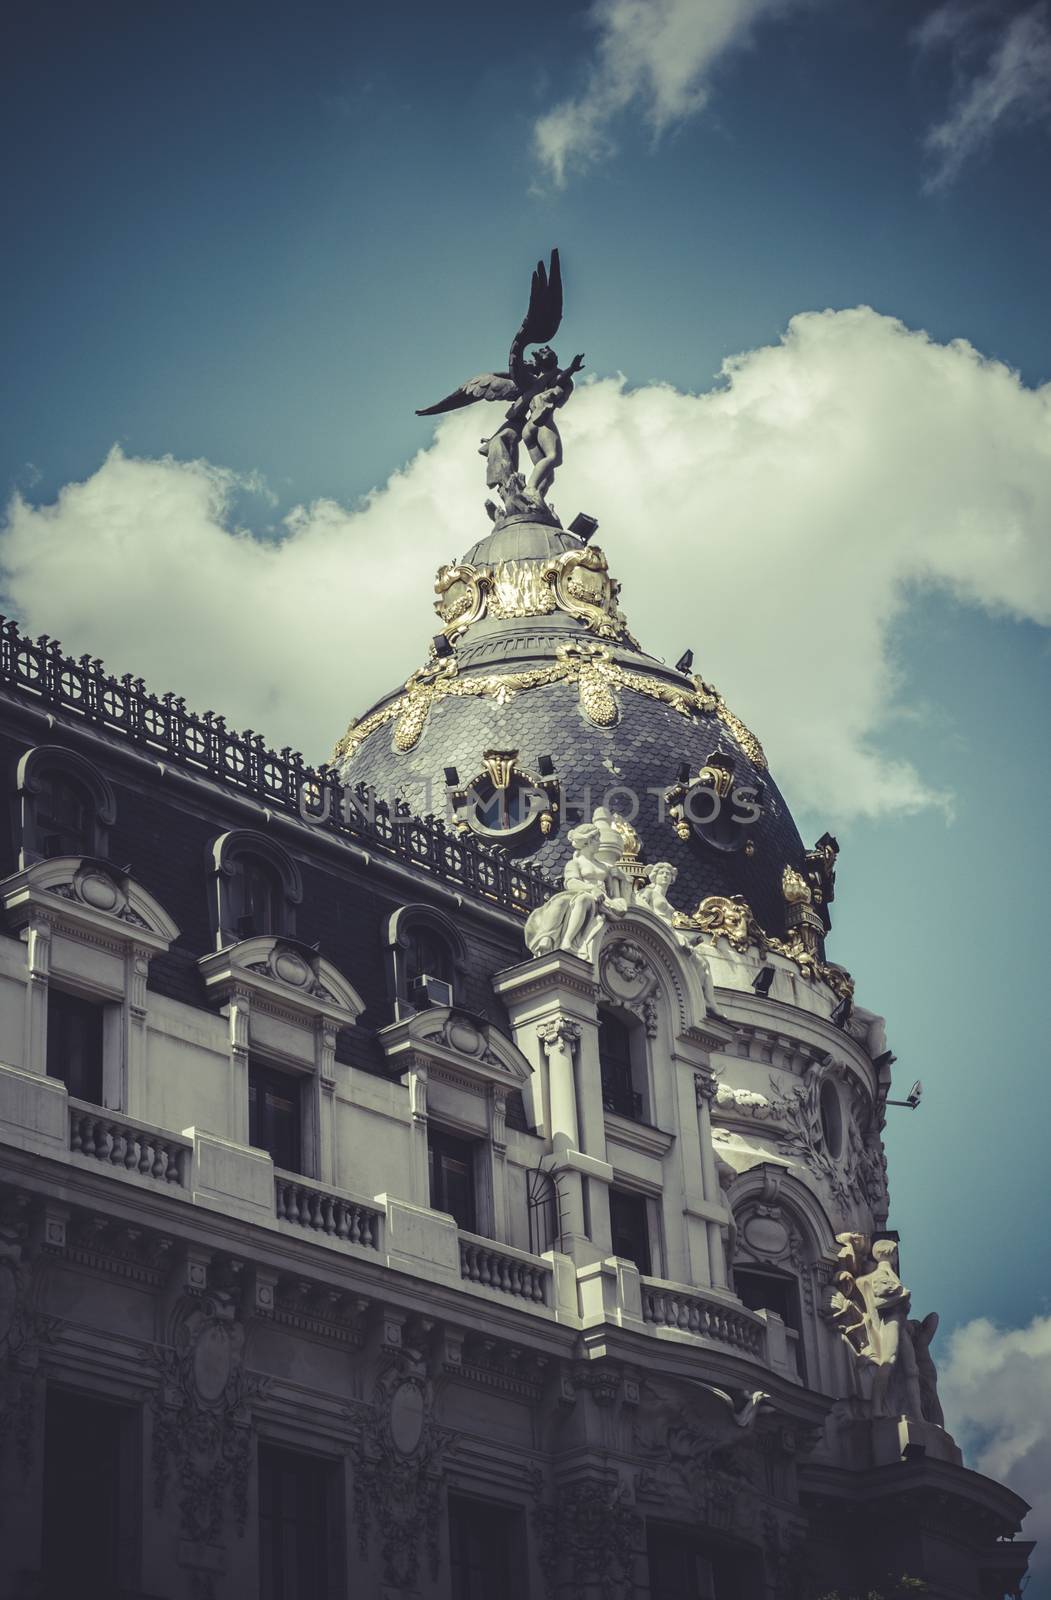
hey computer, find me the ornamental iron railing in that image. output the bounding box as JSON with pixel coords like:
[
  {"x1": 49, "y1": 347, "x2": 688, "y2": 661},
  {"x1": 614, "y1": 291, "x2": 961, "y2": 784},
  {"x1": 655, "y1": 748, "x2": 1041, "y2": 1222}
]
[{"x1": 0, "y1": 618, "x2": 553, "y2": 914}]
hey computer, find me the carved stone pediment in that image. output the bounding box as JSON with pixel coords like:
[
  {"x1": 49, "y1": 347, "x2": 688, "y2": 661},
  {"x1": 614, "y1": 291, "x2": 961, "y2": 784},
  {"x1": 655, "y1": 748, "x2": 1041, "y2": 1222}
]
[
  {"x1": 198, "y1": 935, "x2": 364, "y2": 1028},
  {"x1": 378, "y1": 1005, "x2": 532, "y2": 1091},
  {"x1": 1, "y1": 855, "x2": 180, "y2": 953}
]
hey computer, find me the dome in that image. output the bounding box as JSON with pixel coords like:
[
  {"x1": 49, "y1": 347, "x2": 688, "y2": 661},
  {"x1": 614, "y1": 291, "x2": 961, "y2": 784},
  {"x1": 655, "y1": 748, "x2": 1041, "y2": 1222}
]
[{"x1": 333, "y1": 513, "x2": 828, "y2": 945}]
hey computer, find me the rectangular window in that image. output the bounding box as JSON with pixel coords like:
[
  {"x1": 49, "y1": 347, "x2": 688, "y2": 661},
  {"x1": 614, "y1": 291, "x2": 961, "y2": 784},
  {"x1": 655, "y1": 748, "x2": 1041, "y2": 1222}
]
[
  {"x1": 647, "y1": 1522, "x2": 761, "y2": 1600},
  {"x1": 448, "y1": 1494, "x2": 524, "y2": 1600},
  {"x1": 46, "y1": 988, "x2": 104, "y2": 1104},
  {"x1": 598, "y1": 1011, "x2": 642, "y2": 1120},
  {"x1": 427, "y1": 1127, "x2": 477, "y2": 1233},
  {"x1": 258, "y1": 1444, "x2": 339, "y2": 1600},
  {"x1": 42, "y1": 1387, "x2": 134, "y2": 1590},
  {"x1": 609, "y1": 1186, "x2": 652, "y2": 1275},
  {"x1": 249, "y1": 1060, "x2": 303, "y2": 1173}
]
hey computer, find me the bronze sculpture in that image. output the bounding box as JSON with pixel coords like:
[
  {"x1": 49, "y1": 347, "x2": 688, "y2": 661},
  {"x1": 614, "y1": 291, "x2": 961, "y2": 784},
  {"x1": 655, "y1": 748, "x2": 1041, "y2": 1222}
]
[{"x1": 416, "y1": 250, "x2": 584, "y2": 524}]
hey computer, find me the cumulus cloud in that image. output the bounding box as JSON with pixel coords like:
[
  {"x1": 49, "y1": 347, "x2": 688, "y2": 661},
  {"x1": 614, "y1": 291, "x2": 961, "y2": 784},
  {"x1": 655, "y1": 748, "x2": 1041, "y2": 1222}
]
[
  {"x1": 918, "y1": 3, "x2": 1051, "y2": 190},
  {"x1": 533, "y1": 0, "x2": 799, "y2": 186},
  {"x1": 940, "y1": 1313, "x2": 1051, "y2": 1580},
  {"x1": 3, "y1": 306, "x2": 1051, "y2": 821}
]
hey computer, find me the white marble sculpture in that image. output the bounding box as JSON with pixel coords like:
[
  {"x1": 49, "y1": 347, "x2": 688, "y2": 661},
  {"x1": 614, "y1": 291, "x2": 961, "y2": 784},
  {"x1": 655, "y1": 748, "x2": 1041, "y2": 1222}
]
[
  {"x1": 524, "y1": 820, "x2": 628, "y2": 961},
  {"x1": 830, "y1": 1234, "x2": 935, "y2": 1423},
  {"x1": 638, "y1": 861, "x2": 720, "y2": 1016}
]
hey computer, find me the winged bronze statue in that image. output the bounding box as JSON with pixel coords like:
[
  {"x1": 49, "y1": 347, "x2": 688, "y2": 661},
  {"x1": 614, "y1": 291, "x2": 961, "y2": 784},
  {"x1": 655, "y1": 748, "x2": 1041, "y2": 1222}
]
[{"x1": 416, "y1": 249, "x2": 584, "y2": 524}]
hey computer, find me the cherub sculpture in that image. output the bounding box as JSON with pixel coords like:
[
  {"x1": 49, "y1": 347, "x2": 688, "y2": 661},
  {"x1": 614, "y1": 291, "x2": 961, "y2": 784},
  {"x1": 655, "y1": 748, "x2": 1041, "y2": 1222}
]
[{"x1": 415, "y1": 250, "x2": 584, "y2": 523}]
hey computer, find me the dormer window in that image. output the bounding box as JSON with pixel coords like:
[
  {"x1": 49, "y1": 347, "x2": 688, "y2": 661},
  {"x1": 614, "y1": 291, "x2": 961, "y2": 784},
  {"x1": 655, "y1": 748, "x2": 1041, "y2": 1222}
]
[
  {"x1": 211, "y1": 831, "x2": 302, "y2": 950},
  {"x1": 386, "y1": 904, "x2": 467, "y2": 1019},
  {"x1": 17, "y1": 746, "x2": 115, "y2": 867}
]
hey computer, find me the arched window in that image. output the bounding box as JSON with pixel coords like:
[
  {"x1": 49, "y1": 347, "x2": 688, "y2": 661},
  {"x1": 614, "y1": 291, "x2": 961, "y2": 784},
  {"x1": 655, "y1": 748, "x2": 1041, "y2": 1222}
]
[
  {"x1": 598, "y1": 1008, "x2": 643, "y2": 1121},
  {"x1": 17, "y1": 746, "x2": 115, "y2": 866},
  {"x1": 386, "y1": 905, "x2": 467, "y2": 1018},
  {"x1": 211, "y1": 831, "x2": 302, "y2": 949}
]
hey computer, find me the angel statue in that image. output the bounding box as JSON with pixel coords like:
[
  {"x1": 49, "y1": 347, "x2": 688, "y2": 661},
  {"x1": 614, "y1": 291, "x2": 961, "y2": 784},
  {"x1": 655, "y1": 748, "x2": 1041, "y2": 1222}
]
[{"x1": 415, "y1": 249, "x2": 584, "y2": 524}]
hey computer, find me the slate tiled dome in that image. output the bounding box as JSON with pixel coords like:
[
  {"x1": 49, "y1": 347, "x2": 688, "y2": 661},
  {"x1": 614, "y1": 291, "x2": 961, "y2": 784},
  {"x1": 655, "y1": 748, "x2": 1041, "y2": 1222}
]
[{"x1": 336, "y1": 516, "x2": 807, "y2": 939}]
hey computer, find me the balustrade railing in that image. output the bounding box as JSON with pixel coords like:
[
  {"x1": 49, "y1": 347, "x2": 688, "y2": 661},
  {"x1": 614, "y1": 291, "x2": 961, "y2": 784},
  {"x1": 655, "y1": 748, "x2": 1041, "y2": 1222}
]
[
  {"x1": 640, "y1": 1278, "x2": 767, "y2": 1357},
  {"x1": 274, "y1": 1172, "x2": 382, "y2": 1249},
  {"x1": 68, "y1": 1101, "x2": 191, "y2": 1186},
  {"x1": 458, "y1": 1233, "x2": 551, "y2": 1305},
  {"x1": 0, "y1": 617, "x2": 553, "y2": 915}
]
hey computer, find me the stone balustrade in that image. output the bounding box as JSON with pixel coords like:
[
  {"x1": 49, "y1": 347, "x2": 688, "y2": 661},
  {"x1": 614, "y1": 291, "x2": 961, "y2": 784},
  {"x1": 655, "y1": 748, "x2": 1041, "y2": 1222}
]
[
  {"x1": 274, "y1": 1171, "x2": 383, "y2": 1249},
  {"x1": 640, "y1": 1277, "x2": 767, "y2": 1357},
  {"x1": 68, "y1": 1100, "x2": 191, "y2": 1185},
  {"x1": 459, "y1": 1232, "x2": 552, "y2": 1305}
]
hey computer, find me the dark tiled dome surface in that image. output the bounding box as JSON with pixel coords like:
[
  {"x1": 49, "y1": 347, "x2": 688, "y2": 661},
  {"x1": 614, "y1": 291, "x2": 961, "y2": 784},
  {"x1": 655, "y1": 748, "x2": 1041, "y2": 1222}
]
[{"x1": 338, "y1": 520, "x2": 807, "y2": 938}]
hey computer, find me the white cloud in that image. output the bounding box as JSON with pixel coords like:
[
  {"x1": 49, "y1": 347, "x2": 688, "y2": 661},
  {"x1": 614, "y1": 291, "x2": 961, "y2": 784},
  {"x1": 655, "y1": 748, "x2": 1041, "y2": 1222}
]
[
  {"x1": 940, "y1": 1313, "x2": 1051, "y2": 1581},
  {"x1": 533, "y1": 0, "x2": 798, "y2": 186},
  {"x1": 919, "y1": 3, "x2": 1051, "y2": 189},
  {"x1": 2, "y1": 305, "x2": 1051, "y2": 821}
]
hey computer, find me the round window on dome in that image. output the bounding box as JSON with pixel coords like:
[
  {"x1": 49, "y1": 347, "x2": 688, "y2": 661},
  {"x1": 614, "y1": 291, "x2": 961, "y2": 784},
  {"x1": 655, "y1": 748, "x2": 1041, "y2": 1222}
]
[
  {"x1": 819, "y1": 1077, "x2": 843, "y2": 1157},
  {"x1": 449, "y1": 751, "x2": 559, "y2": 849}
]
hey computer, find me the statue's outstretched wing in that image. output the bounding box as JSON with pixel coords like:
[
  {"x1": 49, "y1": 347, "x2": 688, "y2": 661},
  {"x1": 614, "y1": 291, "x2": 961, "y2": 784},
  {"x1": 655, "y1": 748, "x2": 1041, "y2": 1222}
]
[
  {"x1": 519, "y1": 249, "x2": 563, "y2": 349},
  {"x1": 416, "y1": 371, "x2": 519, "y2": 418}
]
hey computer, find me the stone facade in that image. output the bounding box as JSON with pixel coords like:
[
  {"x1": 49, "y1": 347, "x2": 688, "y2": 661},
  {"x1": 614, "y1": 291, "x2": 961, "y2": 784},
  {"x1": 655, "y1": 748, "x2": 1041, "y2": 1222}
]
[{"x1": 0, "y1": 608, "x2": 1035, "y2": 1600}]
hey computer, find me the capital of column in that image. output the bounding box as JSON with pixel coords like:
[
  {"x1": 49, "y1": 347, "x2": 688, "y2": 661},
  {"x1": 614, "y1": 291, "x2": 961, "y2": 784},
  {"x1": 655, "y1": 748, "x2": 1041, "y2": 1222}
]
[
  {"x1": 537, "y1": 1018, "x2": 582, "y2": 1057},
  {"x1": 694, "y1": 1069, "x2": 718, "y2": 1105}
]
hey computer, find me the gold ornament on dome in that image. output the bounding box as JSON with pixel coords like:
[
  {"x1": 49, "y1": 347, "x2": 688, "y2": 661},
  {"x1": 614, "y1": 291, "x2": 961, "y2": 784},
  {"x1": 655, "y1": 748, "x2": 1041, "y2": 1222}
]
[
  {"x1": 609, "y1": 812, "x2": 647, "y2": 888},
  {"x1": 332, "y1": 640, "x2": 767, "y2": 767},
  {"x1": 675, "y1": 894, "x2": 767, "y2": 953},
  {"x1": 672, "y1": 891, "x2": 855, "y2": 1001},
  {"x1": 432, "y1": 544, "x2": 637, "y2": 645},
  {"x1": 781, "y1": 865, "x2": 813, "y2": 906},
  {"x1": 482, "y1": 749, "x2": 518, "y2": 790}
]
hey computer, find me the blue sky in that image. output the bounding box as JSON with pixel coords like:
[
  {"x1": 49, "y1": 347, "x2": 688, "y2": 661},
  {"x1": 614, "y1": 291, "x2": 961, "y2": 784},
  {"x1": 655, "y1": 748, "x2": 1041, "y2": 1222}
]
[{"x1": 4, "y1": 0, "x2": 1051, "y2": 1559}]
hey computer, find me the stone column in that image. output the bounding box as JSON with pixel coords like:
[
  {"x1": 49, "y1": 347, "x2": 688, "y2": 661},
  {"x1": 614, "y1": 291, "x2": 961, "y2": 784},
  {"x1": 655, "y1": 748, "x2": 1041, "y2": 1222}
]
[
  {"x1": 494, "y1": 952, "x2": 611, "y2": 1264},
  {"x1": 23, "y1": 916, "x2": 51, "y2": 1075},
  {"x1": 226, "y1": 984, "x2": 251, "y2": 1145},
  {"x1": 694, "y1": 1068, "x2": 729, "y2": 1288}
]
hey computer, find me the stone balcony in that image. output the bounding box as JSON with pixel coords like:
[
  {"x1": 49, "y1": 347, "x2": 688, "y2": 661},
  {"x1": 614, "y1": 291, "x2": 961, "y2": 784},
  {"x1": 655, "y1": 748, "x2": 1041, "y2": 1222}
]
[{"x1": 0, "y1": 1059, "x2": 794, "y2": 1378}]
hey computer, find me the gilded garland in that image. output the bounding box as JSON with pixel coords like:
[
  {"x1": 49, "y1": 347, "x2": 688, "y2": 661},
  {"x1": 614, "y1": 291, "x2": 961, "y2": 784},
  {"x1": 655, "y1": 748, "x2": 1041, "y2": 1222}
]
[{"x1": 332, "y1": 643, "x2": 767, "y2": 768}]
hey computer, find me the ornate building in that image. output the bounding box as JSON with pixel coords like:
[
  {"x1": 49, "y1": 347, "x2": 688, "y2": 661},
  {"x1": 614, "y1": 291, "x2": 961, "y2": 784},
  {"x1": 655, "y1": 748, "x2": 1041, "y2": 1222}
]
[{"x1": 0, "y1": 257, "x2": 1035, "y2": 1599}]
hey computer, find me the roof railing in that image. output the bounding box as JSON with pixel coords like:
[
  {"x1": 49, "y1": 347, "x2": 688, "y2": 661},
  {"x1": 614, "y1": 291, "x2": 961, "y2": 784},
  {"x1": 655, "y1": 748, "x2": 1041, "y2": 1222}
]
[{"x1": 0, "y1": 616, "x2": 554, "y2": 915}]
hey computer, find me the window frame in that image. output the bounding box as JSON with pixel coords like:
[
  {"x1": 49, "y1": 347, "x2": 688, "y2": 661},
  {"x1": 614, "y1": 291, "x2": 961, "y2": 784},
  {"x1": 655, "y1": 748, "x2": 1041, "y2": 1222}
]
[
  {"x1": 210, "y1": 830, "x2": 303, "y2": 951},
  {"x1": 385, "y1": 904, "x2": 467, "y2": 1020},
  {"x1": 427, "y1": 1123, "x2": 480, "y2": 1234},
  {"x1": 42, "y1": 1382, "x2": 141, "y2": 1592},
  {"x1": 257, "y1": 1439, "x2": 344, "y2": 1600},
  {"x1": 16, "y1": 745, "x2": 116, "y2": 869},
  {"x1": 447, "y1": 1490, "x2": 528, "y2": 1600},
  {"x1": 609, "y1": 1183, "x2": 656, "y2": 1276}
]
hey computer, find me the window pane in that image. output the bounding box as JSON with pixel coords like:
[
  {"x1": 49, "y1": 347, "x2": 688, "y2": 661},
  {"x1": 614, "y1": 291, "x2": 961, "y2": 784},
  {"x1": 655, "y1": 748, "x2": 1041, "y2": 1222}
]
[
  {"x1": 249, "y1": 1063, "x2": 302, "y2": 1173},
  {"x1": 259, "y1": 1445, "x2": 334, "y2": 1600},
  {"x1": 449, "y1": 1495, "x2": 520, "y2": 1600},
  {"x1": 734, "y1": 1269, "x2": 798, "y2": 1329},
  {"x1": 609, "y1": 1188, "x2": 651, "y2": 1274},
  {"x1": 237, "y1": 856, "x2": 281, "y2": 937},
  {"x1": 599, "y1": 1012, "x2": 641, "y2": 1120},
  {"x1": 43, "y1": 1388, "x2": 126, "y2": 1587},
  {"x1": 406, "y1": 928, "x2": 452, "y2": 986},
  {"x1": 428, "y1": 1129, "x2": 476, "y2": 1233},
  {"x1": 46, "y1": 989, "x2": 104, "y2": 1104},
  {"x1": 37, "y1": 773, "x2": 93, "y2": 857}
]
